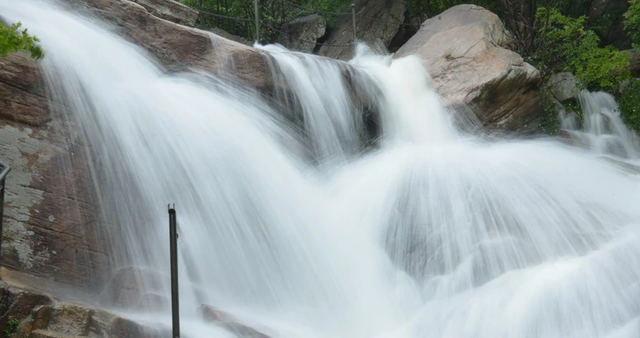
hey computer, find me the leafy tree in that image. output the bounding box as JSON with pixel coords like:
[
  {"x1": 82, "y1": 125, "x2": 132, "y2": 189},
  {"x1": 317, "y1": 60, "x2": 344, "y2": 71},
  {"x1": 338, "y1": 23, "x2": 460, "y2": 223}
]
[
  {"x1": 624, "y1": 0, "x2": 640, "y2": 47},
  {"x1": 620, "y1": 79, "x2": 640, "y2": 132},
  {"x1": 0, "y1": 22, "x2": 43, "y2": 59},
  {"x1": 533, "y1": 8, "x2": 630, "y2": 91}
]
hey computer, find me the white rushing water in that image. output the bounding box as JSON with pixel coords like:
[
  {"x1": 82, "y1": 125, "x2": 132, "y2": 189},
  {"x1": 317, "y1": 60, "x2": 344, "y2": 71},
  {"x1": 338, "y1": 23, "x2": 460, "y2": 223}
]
[
  {"x1": 4, "y1": 1, "x2": 640, "y2": 337},
  {"x1": 561, "y1": 90, "x2": 640, "y2": 160}
]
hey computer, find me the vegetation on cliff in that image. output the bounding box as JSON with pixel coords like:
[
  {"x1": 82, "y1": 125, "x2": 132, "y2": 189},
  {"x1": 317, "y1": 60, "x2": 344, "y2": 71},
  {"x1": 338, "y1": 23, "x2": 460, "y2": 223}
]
[{"x1": 0, "y1": 22, "x2": 43, "y2": 59}]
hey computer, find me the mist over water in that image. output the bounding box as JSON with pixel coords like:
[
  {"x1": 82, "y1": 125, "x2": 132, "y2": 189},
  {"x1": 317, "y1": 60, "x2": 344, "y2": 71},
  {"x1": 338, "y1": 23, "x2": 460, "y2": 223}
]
[{"x1": 4, "y1": 1, "x2": 640, "y2": 337}]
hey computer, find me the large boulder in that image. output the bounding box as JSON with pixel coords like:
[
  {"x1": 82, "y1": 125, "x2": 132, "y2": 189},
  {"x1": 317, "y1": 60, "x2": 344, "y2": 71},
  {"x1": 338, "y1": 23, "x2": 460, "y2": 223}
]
[
  {"x1": 130, "y1": 0, "x2": 199, "y2": 27},
  {"x1": 547, "y1": 72, "x2": 580, "y2": 102},
  {"x1": 0, "y1": 53, "x2": 110, "y2": 287},
  {"x1": 277, "y1": 14, "x2": 327, "y2": 53},
  {"x1": 395, "y1": 4, "x2": 542, "y2": 134},
  {"x1": 317, "y1": 0, "x2": 405, "y2": 60}
]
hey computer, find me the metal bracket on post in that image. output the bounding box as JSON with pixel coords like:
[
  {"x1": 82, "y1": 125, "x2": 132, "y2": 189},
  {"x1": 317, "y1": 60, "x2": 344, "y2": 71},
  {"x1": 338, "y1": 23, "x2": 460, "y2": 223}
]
[
  {"x1": 168, "y1": 204, "x2": 180, "y2": 338},
  {"x1": 0, "y1": 160, "x2": 11, "y2": 274}
]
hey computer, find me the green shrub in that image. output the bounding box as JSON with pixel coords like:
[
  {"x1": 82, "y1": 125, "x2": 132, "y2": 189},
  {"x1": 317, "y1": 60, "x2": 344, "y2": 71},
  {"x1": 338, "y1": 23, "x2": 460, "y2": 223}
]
[
  {"x1": 533, "y1": 8, "x2": 630, "y2": 92},
  {"x1": 0, "y1": 22, "x2": 43, "y2": 59},
  {"x1": 540, "y1": 90, "x2": 561, "y2": 135},
  {"x1": 625, "y1": 0, "x2": 640, "y2": 48},
  {"x1": 3, "y1": 317, "x2": 20, "y2": 337},
  {"x1": 619, "y1": 78, "x2": 640, "y2": 133}
]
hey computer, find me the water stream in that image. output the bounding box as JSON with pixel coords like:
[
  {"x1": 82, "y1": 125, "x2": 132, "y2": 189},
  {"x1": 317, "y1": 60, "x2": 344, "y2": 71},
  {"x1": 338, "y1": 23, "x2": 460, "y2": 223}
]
[{"x1": 4, "y1": 1, "x2": 640, "y2": 337}]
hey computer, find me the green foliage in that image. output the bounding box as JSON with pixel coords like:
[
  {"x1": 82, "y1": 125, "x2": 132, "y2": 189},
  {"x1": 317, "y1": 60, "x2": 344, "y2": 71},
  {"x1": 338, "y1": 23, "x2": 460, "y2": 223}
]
[
  {"x1": 533, "y1": 8, "x2": 630, "y2": 92},
  {"x1": 619, "y1": 78, "x2": 640, "y2": 133},
  {"x1": 0, "y1": 22, "x2": 43, "y2": 59},
  {"x1": 625, "y1": 0, "x2": 640, "y2": 48},
  {"x1": 3, "y1": 317, "x2": 20, "y2": 337},
  {"x1": 564, "y1": 101, "x2": 583, "y2": 119},
  {"x1": 179, "y1": 0, "x2": 349, "y2": 43},
  {"x1": 540, "y1": 92, "x2": 561, "y2": 135}
]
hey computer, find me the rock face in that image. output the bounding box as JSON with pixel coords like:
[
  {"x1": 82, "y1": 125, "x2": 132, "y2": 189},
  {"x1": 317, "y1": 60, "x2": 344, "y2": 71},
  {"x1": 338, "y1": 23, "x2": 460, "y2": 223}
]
[
  {"x1": 73, "y1": 0, "x2": 273, "y2": 92},
  {"x1": 0, "y1": 53, "x2": 110, "y2": 287},
  {"x1": 277, "y1": 14, "x2": 327, "y2": 53},
  {"x1": 0, "y1": 283, "x2": 53, "y2": 330},
  {"x1": 15, "y1": 302, "x2": 168, "y2": 337},
  {"x1": 395, "y1": 4, "x2": 542, "y2": 133},
  {"x1": 589, "y1": 0, "x2": 629, "y2": 49},
  {"x1": 199, "y1": 304, "x2": 271, "y2": 338},
  {"x1": 0, "y1": 272, "x2": 168, "y2": 338},
  {"x1": 318, "y1": 0, "x2": 405, "y2": 60},
  {"x1": 1, "y1": 274, "x2": 273, "y2": 338},
  {"x1": 547, "y1": 72, "x2": 580, "y2": 102},
  {"x1": 0, "y1": 0, "x2": 281, "y2": 288},
  {"x1": 98, "y1": 267, "x2": 168, "y2": 310},
  {"x1": 130, "y1": 0, "x2": 199, "y2": 27}
]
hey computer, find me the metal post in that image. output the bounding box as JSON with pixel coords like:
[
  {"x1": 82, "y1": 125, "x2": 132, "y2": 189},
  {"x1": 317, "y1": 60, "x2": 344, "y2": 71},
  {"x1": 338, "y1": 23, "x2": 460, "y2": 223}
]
[
  {"x1": 254, "y1": 0, "x2": 260, "y2": 43},
  {"x1": 351, "y1": 3, "x2": 356, "y2": 43},
  {"x1": 168, "y1": 204, "x2": 180, "y2": 338},
  {"x1": 0, "y1": 160, "x2": 10, "y2": 273}
]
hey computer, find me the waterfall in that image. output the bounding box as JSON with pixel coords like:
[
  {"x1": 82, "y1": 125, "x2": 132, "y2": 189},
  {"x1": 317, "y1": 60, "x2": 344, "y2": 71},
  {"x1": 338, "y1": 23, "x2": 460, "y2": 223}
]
[
  {"x1": 4, "y1": 0, "x2": 640, "y2": 337},
  {"x1": 560, "y1": 90, "x2": 640, "y2": 160}
]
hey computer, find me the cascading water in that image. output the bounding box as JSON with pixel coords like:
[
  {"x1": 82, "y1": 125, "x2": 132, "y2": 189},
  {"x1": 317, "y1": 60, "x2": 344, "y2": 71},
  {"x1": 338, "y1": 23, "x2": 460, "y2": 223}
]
[
  {"x1": 561, "y1": 90, "x2": 640, "y2": 160},
  {"x1": 4, "y1": 1, "x2": 640, "y2": 337}
]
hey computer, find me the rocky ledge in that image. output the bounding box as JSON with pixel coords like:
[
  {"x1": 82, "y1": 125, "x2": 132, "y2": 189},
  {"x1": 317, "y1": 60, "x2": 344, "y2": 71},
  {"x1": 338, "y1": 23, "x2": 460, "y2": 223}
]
[{"x1": 0, "y1": 268, "x2": 270, "y2": 338}]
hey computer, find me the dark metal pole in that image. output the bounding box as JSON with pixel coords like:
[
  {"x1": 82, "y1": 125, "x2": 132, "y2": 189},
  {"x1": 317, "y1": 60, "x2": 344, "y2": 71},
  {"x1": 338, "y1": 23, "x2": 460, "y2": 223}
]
[
  {"x1": 0, "y1": 160, "x2": 11, "y2": 274},
  {"x1": 254, "y1": 0, "x2": 260, "y2": 43},
  {"x1": 168, "y1": 204, "x2": 180, "y2": 338},
  {"x1": 351, "y1": 3, "x2": 356, "y2": 44}
]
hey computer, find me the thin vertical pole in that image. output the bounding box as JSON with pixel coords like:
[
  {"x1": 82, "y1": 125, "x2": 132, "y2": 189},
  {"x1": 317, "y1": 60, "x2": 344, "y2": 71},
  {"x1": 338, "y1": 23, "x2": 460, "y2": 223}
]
[
  {"x1": 254, "y1": 0, "x2": 260, "y2": 43},
  {"x1": 351, "y1": 3, "x2": 356, "y2": 44},
  {"x1": 168, "y1": 204, "x2": 180, "y2": 338},
  {"x1": 0, "y1": 163, "x2": 10, "y2": 277}
]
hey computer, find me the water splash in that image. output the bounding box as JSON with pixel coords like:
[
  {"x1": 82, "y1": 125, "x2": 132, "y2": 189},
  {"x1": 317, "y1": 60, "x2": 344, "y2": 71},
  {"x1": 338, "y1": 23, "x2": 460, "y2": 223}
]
[
  {"x1": 4, "y1": 1, "x2": 640, "y2": 337},
  {"x1": 561, "y1": 90, "x2": 640, "y2": 159}
]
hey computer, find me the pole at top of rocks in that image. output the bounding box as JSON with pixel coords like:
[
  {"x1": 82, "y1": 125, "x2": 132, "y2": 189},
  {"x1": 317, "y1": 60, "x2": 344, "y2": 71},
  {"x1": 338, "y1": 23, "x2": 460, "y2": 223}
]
[
  {"x1": 0, "y1": 160, "x2": 10, "y2": 278},
  {"x1": 351, "y1": 3, "x2": 356, "y2": 46},
  {"x1": 168, "y1": 204, "x2": 180, "y2": 338},
  {"x1": 254, "y1": 0, "x2": 260, "y2": 43}
]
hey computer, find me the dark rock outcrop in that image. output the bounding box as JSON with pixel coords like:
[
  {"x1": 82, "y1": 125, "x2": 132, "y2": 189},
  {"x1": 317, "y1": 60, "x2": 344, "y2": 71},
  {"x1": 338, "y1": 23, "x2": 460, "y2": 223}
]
[
  {"x1": 395, "y1": 4, "x2": 542, "y2": 134},
  {"x1": 547, "y1": 72, "x2": 580, "y2": 102},
  {"x1": 277, "y1": 14, "x2": 327, "y2": 53},
  {"x1": 317, "y1": 0, "x2": 405, "y2": 60},
  {"x1": 588, "y1": 0, "x2": 630, "y2": 49}
]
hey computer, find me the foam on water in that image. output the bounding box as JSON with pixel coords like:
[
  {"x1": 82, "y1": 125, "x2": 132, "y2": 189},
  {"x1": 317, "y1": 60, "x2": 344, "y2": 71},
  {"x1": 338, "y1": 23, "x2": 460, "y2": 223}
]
[{"x1": 4, "y1": 1, "x2": 640, "y2": 337}]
